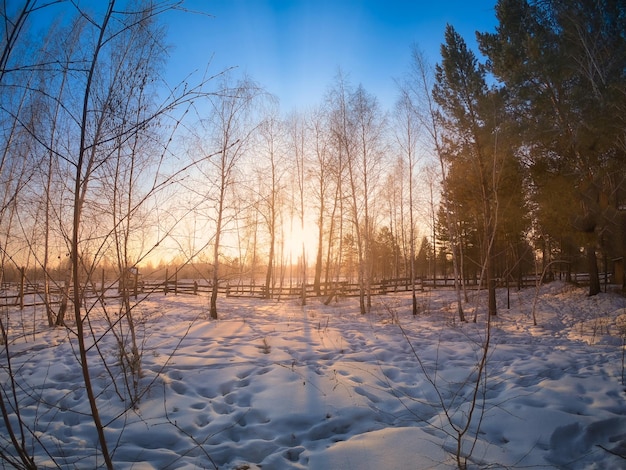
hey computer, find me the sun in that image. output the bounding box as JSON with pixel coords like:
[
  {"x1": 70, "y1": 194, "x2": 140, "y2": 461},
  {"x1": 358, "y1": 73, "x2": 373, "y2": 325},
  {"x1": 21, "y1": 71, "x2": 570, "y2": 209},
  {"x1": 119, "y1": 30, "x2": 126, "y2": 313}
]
[{"x1": 281, "y1": 219, "x2": 317, "y2": 264}]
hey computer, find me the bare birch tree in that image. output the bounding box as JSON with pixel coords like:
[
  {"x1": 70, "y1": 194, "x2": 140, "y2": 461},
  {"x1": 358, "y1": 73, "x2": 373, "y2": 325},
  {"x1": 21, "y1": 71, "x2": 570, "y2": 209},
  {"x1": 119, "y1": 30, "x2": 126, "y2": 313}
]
[
  {"x1": 0, "y1": 2, "x2": 219, "y2": 467},
  {"x1": 0, "y1": 3, "x2": 69, "y2": 465},
  {"x1": 194, "y1": 74, "x2": 261, "y2": 319},
  {"x1": 287, "y1": 111, "x2": 308, "y2": 304},
  {"x1": 393, "y1": 85, "x2": 423, "y2": 315},
  {"x1": 256, "y1": 104, "x2": 286, "y2": 299},
  {"x1": 342, "y1": 83, "x2": 387, "y2": 313},
  {"x1": 306, "y1": 105, "x2": 334, "y2": 296}
]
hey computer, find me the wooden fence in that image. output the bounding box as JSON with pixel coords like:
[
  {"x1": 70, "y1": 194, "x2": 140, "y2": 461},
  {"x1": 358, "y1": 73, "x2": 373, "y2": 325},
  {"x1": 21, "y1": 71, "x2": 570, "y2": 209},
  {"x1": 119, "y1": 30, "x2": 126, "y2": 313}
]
[
  {"x1": 0, "y1": 277, "x2": 425, "y2": 308},
  {"x1": 0, "y1": 272, "x2": 614, "y2": 309}
]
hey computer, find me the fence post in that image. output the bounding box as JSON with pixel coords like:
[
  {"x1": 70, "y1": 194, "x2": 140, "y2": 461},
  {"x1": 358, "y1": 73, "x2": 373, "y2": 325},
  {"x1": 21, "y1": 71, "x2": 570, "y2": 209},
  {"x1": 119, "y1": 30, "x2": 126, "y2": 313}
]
[
  {"x1": 19, "y1": 266, "x2": 25, "y2": 310},
  {"x1": 101, "y1": 268, "x2": 105, "y2": 296},
  {"x1": 164, "y1": 268, "x2": 169, "y2": 295},
  {"x1": 133, "y1": 268, "x2": 139, "y2": 299},
  {"x1": 174, "y1": 267, "x2": 178, "y2": 295}
]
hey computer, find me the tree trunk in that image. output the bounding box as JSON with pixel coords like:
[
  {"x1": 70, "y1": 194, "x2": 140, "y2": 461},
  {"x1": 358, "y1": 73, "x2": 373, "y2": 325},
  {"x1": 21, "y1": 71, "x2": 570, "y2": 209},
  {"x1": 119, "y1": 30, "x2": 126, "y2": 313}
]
[
  {"x1": 210, "y1": 196, "x2": 223, "y2": 320},
  {"x1": 265, "y1": 235, "x2": 274, "y2": 300},
  {"x1": 210, "y1": 283, "x2": 219, "y2": 319},
  {"x1": 56, "y1": 264, "x2": 72, "y2": 326},
  {"x1": 587, "y1": 243, "x2": 601, "y2": 296},
  {"x1": 314, "y1": 221, "x2": 323, "y2": 296}
]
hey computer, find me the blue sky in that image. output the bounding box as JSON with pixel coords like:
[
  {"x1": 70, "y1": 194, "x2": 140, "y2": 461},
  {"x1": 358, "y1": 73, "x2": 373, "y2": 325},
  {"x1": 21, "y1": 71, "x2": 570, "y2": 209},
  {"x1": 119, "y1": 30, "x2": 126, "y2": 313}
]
[{"x1": 168, "y1": 1, "x2": 498, "y2": 111}]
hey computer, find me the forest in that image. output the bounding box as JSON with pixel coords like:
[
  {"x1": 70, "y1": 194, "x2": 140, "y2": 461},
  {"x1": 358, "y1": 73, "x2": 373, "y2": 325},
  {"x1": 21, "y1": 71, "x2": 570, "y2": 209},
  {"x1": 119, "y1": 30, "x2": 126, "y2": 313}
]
[{"x1": 1, "y1": 0, "x2": 625, "y2": 321}]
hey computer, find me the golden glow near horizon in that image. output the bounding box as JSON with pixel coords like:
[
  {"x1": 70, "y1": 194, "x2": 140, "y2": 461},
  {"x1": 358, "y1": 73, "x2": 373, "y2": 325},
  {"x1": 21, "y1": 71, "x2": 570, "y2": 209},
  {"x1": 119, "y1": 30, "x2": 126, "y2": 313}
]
[{"x1": 137, "y1": 213, "x2": 319, "y2": 271}]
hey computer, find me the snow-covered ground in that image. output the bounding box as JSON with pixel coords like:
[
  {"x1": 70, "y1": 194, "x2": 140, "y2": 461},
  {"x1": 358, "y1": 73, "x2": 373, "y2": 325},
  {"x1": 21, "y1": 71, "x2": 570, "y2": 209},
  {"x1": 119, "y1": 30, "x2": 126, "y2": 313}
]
[{"x1": 2, "y1": 281, "x2": 626, "y2": 469}]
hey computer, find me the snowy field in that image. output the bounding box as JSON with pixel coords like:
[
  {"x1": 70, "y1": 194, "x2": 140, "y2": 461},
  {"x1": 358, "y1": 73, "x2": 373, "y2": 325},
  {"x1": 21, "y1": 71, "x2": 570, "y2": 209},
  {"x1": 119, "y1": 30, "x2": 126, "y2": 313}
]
[{"x1": 2, "y1": 281, "x2": 626, "y2": 469}]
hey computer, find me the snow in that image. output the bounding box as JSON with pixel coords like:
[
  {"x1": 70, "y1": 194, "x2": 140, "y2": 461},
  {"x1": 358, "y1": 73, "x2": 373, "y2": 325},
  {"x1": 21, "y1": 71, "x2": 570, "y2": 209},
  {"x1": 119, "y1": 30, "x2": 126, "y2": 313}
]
[{"x1": 2, "y1": 281, "x2": 626, "y2": 469}]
